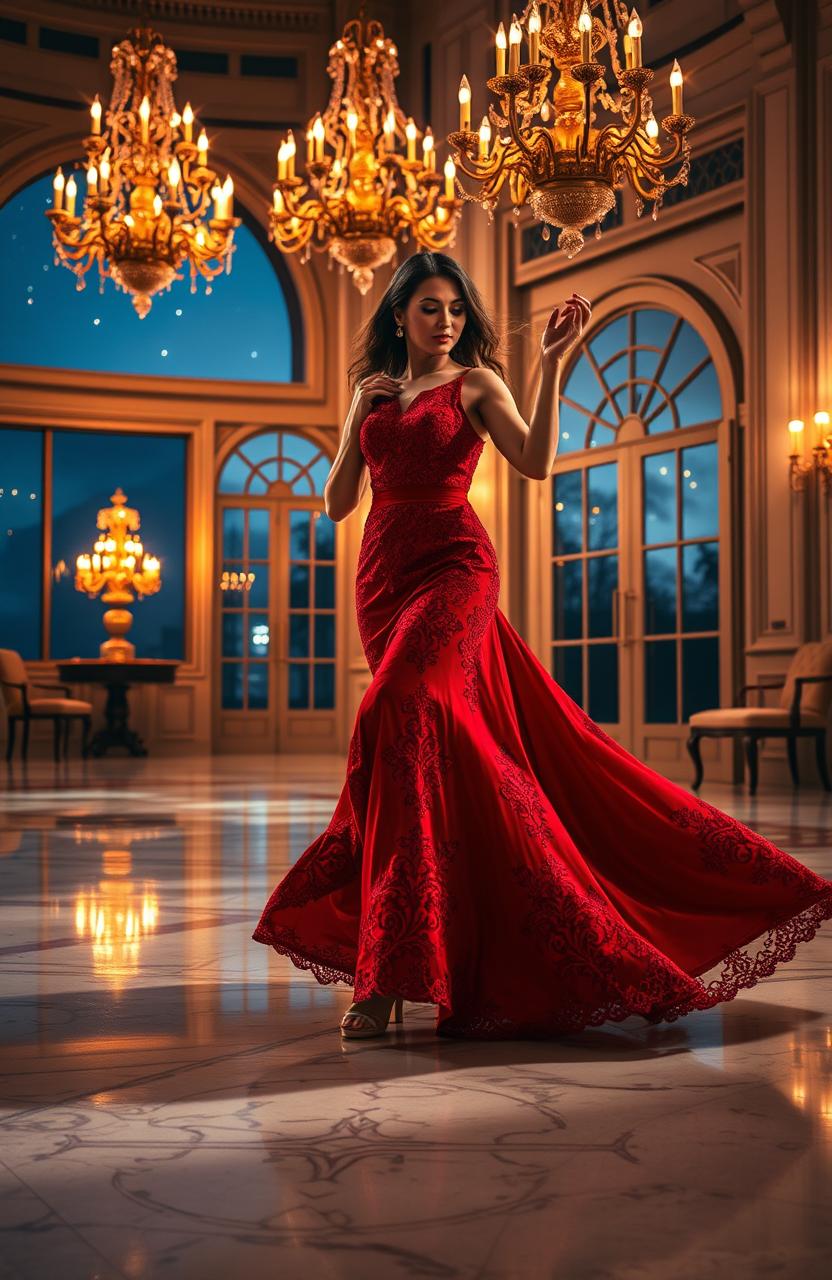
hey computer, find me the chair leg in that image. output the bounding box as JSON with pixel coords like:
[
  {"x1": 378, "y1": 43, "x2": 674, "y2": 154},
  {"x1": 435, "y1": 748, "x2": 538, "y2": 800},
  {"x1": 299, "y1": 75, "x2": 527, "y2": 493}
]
[
  {"x1": 744, "y1": 735, "x2": 759, "y2": 795},
  {"x1": 52, "y1": 718, "x2": 61, "y2": 764},
  {"x1": 81, "y1": 716, "x2": 91, "y2": 758},
  {"x1": 22, "y1": 717, "x2": 30, "y2": 762},
  {"x1": 687, "y1": 732, "x2": 704, "y2": 789},
  {"x1": 6, "y1": 717, "x2": 16, "y2": 763},
  {"x1": 786, "y1": 733, "x2": 800, "y2": 787},
  {"x1": 815, "y1": 732, "x2": 832, "y2": 792},
  {"x1": 63, "y1": 718, "x2": 71, "y2": 760}
]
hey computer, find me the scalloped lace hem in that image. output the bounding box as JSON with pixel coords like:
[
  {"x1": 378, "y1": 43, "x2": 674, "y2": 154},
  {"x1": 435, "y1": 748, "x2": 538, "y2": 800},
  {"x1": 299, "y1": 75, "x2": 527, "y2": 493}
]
[{"x1": 254, "y1": 889, "x2": 832, "y2": 1037}]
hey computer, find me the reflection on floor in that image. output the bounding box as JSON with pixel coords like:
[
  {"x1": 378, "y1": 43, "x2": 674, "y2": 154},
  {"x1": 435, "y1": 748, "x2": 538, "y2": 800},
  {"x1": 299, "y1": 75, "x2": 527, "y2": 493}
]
[{"x1": 1, "y1": 756, "x2": 831, "y2": 1280}]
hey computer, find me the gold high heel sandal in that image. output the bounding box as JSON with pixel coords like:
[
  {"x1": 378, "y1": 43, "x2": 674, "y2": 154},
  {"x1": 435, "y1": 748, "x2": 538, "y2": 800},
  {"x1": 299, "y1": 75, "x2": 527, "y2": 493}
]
[{"x1": 340, "y1": 995, "x2": 404, "y2": 1040}]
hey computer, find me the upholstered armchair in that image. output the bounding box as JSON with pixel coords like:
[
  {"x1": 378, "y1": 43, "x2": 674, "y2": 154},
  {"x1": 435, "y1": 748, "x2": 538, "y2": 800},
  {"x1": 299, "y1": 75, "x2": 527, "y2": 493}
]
[
  {"x1": 0, "y1": 649, "x2": 92, "y2": 762},
  {"x1": 687, "y1": 640, "x2": 832, "y2": 795}
]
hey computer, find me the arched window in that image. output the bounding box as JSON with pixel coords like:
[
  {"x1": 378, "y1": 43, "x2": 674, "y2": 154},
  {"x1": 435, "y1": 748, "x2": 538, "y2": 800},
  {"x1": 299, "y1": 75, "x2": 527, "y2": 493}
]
[
  {"x1": 219, "y1": 431, "x2": 330, "y2": 496},
  {"x1": 549, "y1": 300, "x2": 730, "y2": 772},
  {"x1": 0, "y1": 170, "x2": 300, "y2": 382},
  {"x1": 558, "y1": 308, "x2": 722, "y2": 453},
  {"x1": 216, "y1": 429, "x2": 337, "y2": 746}
]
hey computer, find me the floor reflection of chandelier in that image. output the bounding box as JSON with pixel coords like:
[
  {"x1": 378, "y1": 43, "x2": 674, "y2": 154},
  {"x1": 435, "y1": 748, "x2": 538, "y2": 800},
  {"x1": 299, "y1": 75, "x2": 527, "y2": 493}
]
[
  {"x1": 269, "y1": 14, "x2": 463, "y2": 294},
  {"x1": 75, "y1": 881, "x2": 159, "y2": 988},
  {"x1": 47, "y1": 21, "x2": 239, "y2": 317},
  {"x1": 448, "y1": 1, "x2": 694, "y2": 259}
]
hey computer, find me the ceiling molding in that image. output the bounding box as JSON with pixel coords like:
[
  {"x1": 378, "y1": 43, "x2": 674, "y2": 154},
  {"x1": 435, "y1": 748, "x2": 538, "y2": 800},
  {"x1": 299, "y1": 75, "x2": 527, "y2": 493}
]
[
  {"x1": 737, "y1": 0, "x2": 792, "y2": 74},
  {"x1": 55, "y1": 1, "x2": 329, "y2": 33}
]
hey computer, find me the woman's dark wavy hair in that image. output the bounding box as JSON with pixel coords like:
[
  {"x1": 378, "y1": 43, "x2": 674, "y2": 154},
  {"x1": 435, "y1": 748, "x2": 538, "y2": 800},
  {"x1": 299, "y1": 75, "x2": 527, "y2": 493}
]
[{"x1": 348, "y1": 251, "x2": 505, "y2": 388}]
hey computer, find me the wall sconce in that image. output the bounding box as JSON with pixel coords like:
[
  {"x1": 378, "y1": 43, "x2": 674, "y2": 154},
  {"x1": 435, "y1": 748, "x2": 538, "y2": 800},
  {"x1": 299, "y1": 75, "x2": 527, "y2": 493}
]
[{"x1": 788, "y1": 411, "x2": 832, "y2": 493}]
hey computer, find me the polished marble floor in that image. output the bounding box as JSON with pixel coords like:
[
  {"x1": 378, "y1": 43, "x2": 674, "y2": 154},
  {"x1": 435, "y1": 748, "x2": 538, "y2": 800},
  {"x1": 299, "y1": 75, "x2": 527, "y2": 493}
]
[{"x1": 0, "y1": 755, "x2": 831, "y2": 1280}]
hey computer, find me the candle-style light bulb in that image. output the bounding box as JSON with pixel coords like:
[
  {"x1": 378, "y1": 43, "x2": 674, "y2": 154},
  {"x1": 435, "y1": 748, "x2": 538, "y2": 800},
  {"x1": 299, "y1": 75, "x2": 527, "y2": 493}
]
[
  {"x1": 53, "y1": 167, "x2": 65, "y2": 212},
  {"x1": 167, "y1": 156, "x2": 181, "y2": 189},
  {"x1": 405, "y1": 116, "x2": 417, "y2": 162},
  {"x1": 65, "y1": 174, "x2": 77, "y2": 217},
  {"x1": 478, "y1": 115, "x2": 491, "y2": 159},
  {"x1": 383, "y1": 108, "x2": 396, "y2": 149},
  {"x1": 346, "y1": 109, "x2": 358, "y2": 149},
  {"x1": 528, "y1": 4, "x2": 541, "y2": 64},
  {"x1": 277, "y1": 141, "x2": 287, "y2": 181},
  {"x1": 458, "y1": 75, "x2": 472, "y2": 131},
  {"x1": 99, "y1": 153, "x2": 111, "y2": 190},
  {"x1": 170, "y1": 110, "x2": 181, "y2": 130},
  {"x1": 182, "y1": 102, "x2": 194, "y2": 141},
  {"x1": 788, "y1": 419, "x2": 805, "y2": 452},
  {"x1": 628, "y1": 9, "x2": 643, "y2": 68},
  {"x1": 90, "y1": 94, "x2": 102, "y2": 135},
  {"x1": 211, "y1": 182, "x2": 222, "y2": 219},
  {"x1": 645, "y1": 113, "x2": 659, "y2": 139},
  {"x1": 670, "y1": 59, "x2": 684, "y2": 114},
  {"x1": 578, "y1": 2, "x2": 592, "y2": 63},
  {"x1": 87, "y1": 165, "x2": 98, "y2": 193},
  {"x1": 312, "y1": 113, "x2": 325, "y2": 161},
  {"x1": 422, "y1": 126, "x2": 435, "y2": 169},
  {"x1": 222, "y1": 174, "x2": 234, "y2": 219},
  {"x1": 196, "y1": 129, "x2": 208, "y2": 164},
  {"x1": 152, "y1": 192, "x2": 163, "y2": 217},
  {"x1": 286, "y1": 130, "x2": 296, "y2": 178},
  {"x1": 443, "y1": 156, "x2": 456, "y2": 200},
  {"x1": 496, "y1": 22, "x2": 507, "y2": 76},
  {"x1": 273, "y1": 186, "x2": 284, "y2": 213},
  {"x1": 139, "y1": 95, "x2": 150, "y2": 144},
  {"x1": 509, "y1": 17, "x2": 522, "y2": 73}
]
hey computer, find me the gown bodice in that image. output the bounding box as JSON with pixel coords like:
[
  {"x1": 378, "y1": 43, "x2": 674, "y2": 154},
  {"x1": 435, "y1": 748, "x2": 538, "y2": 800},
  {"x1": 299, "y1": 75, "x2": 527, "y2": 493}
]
[{"x1": 359, "y1": 370, "x2": 484, "y2": 492}]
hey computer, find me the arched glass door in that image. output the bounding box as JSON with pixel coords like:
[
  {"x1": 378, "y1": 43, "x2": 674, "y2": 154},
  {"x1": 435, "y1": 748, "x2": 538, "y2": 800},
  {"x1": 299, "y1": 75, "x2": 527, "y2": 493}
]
[
  {"x1": 215, "y1": 430, "x2": 337, "y2": 752},
  {"x1": 550, "y1": 305, "x2": 730, "y2": 777}
]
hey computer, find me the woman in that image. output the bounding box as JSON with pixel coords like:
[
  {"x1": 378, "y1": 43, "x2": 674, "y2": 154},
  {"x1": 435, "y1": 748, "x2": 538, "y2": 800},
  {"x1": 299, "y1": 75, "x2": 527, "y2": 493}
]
[{"x1": 254, "y1": 251, "x2": 832, "y2": 1040}]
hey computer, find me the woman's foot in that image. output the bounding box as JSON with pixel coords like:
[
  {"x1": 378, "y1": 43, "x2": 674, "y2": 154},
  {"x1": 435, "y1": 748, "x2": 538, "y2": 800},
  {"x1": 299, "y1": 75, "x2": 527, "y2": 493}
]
[{"x1": 340, "y1": 992, "x2": 404, "y2": 1039}]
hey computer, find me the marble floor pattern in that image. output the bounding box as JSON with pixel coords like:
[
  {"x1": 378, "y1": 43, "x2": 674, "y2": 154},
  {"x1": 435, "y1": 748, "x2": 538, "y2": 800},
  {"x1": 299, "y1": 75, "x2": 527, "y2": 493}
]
[{"x1": 0, "y1": 755, "x2": 831, "y2": 1280}]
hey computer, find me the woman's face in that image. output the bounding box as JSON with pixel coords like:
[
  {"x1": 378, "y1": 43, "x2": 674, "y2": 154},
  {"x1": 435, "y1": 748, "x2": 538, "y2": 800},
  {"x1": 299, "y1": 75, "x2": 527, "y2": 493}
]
[{"x1": 394, "y1": 275, "x2": 467, "y2": 358}]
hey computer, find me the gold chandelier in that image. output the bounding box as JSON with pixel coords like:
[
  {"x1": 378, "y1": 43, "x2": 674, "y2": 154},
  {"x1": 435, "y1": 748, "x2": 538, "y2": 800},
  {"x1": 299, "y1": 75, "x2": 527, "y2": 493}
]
[
  {"x1": 448, "y1": 0, "x2": 695, "y2": 258},
  {"x1": 47, "y1": 21, "x2": 239, "y2": 317},
  {"x1": 75, "y1": 488, "x2": 161, "y2": 660},
  {"x1": 269, "y1": 14, "x2": 463, "y2": 294}
]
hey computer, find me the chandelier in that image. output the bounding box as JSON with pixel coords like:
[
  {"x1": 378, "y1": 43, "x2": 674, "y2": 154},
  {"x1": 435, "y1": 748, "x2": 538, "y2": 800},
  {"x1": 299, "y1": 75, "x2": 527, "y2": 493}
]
[
  {"x1": 447, "y1": 1, "x2": 694, "y2": 258},
  {"x1": 269, "y1": 14, "x2": 462, "y2": 294},
  {"x1": 75, "y1": 488, "x2": 161, "y2": 660},
  {"x1": 47, "y1": 21, "x2": 239, "y2": 317}
]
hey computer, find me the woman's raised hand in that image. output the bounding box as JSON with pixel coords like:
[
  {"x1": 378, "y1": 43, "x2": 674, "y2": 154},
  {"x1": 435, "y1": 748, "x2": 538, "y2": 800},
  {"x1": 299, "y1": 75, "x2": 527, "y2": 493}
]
[
  {"x1": 540, "y1": 292, "x2": 592, "y2": 369},
  {"x1": 354, "y1": 372, "x2": 404, "y2": 422}
]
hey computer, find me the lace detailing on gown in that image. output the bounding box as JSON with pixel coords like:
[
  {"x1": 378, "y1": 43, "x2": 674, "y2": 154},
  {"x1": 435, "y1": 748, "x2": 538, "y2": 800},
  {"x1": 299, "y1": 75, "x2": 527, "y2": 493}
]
[
  {"x1": 354, "y1": 824, "x2": 459, "y2": 1006},
  {"x1": 381, "y1": 681, "x2": 452, "y2": 815},
  {"x1": 254, "y1": 370, "x2": 832, "y2": 1038},
  {"x1": 668, "y1": 796, "x2": 810, "y2": 887}
]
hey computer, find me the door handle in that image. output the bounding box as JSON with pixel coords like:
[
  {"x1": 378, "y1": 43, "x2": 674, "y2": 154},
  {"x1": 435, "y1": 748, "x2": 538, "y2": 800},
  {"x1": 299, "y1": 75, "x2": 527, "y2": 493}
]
[{"x1": 624, "y1": 590, "x2": 638, "y2": 646}]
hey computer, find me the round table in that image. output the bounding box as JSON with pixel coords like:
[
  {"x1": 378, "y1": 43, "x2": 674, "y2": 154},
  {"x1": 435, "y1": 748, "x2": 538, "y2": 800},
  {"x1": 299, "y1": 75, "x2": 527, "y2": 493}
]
[{"x1": 56, "y1": 659, "x2": 179, "y2": 757}]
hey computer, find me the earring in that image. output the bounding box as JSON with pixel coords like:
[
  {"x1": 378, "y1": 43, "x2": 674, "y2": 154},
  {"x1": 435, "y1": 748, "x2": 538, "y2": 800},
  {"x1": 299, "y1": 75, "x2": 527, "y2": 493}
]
[{"x1": 395, "y1": 324, "x2": 404, "y2": 338}]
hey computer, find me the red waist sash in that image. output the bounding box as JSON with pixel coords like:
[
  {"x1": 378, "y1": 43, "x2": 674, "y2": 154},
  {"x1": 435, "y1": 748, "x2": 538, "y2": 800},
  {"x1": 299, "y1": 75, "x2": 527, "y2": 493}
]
[{"x1": 372, "y1": 485, "x2": 470, "y2": 508}]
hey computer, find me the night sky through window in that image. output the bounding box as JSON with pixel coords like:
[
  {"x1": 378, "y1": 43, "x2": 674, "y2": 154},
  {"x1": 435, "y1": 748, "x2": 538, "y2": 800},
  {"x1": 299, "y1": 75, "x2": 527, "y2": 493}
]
[{"x1": 0, "y1": 171, "x2": 294, "y2": 382}]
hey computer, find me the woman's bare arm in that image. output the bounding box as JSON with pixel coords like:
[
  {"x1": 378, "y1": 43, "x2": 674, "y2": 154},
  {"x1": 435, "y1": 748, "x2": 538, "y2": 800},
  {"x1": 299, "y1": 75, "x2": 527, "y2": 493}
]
[
  {"x1": 324, "y1": 373, "x2": 403, "y2": 521},
  {"x1": 323, "y1": 401, "x2": 368, "y2": 523},
  {"x1": 465, "y1": 365, "x2": 562, "y2": 480},
  {"x1": 465, "y1": 294, "x2": 591, "y2": 481}
]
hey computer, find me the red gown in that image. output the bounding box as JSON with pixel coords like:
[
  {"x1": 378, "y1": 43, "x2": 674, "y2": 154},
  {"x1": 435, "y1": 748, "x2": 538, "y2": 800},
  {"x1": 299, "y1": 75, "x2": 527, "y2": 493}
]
[{"x1": 254, "y1": 370, "x2": 832, "y2": 1038}]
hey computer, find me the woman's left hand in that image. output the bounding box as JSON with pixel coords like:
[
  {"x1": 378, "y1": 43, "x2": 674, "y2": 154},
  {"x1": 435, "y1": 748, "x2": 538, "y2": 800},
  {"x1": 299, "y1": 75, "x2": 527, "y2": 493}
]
[{"x1": 541, "y1": 292, "x2": 592, "y2": 368}]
